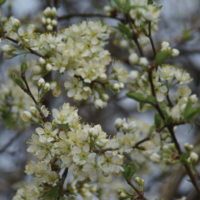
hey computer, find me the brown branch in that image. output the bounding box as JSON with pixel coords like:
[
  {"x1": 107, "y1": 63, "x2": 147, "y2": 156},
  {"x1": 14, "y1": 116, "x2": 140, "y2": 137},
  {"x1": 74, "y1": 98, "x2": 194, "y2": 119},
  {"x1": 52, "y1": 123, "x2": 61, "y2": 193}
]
[
  {"x1": 57, "y1": 13, "x2": 124, "y2": 22},
  {"x1": 4, "y1": 36, "x2": 46, "y2": 58},
  {"x1": 126, "y1": 179, "x2": 148, "y2": 200},
  {"x1": 21, "y1": 71, "x2": 47, "y2": 122},
  {"x1": 147, "y1": 22, "x2": 156, "y2": 57},
  {"x1": 0, "y1": 132, "x2": 21, "y2": 154}
]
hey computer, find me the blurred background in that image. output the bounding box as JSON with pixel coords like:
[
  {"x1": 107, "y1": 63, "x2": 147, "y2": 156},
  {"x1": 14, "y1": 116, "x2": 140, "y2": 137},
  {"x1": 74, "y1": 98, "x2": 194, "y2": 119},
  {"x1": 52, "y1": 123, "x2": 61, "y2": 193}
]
[{"x1": 1, "y1": 0, "x2": 200, "y2": 199}]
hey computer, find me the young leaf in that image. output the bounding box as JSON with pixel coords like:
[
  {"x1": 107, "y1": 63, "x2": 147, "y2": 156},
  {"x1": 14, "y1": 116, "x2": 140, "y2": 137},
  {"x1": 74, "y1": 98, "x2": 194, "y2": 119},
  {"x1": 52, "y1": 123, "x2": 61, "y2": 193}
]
[
  {"x1": 0, "y1": 0, "x2": 6, "y2": 5},
  {"x1": 122, "y1": 164, "x2": 136, "y2": 180},
  {"x1": 115, "y1": 23, "x2": 132, "y2": 39},
  {"x1": 21, "y1": 57, "x2": 28, "y2": 72},
  {"x1": 154, "y1": 113, "x2": 162, "y2": 128},
  {"x1": 12, "y1": 73, "x2": 24, "y2": 89},
  {"x1": 126, "y1": 92, "x2": 146, "y2": 102},
  {"x1": 123, "y1": 0, "x2": 130, "y2": 13},
  {"x1": 146, "y1": 95, "x2": 157, "y2": 105},
  {"x1": 113, "y1": 0, "x2": 123, "y2": 11},
  {"x1": 155, "y1": 50, "x2": 171, "y2": 65},
  {"x1": 148, "y1": 0, "x2": 153, "y2": 4}
]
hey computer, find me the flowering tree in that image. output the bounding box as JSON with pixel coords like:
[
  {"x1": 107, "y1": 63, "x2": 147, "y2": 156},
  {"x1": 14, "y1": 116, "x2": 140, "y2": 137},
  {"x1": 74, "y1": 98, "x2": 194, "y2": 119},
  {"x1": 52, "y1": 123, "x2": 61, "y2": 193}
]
[{"x1": 0, "y1": 0, "x2": 200, "y2": 200}]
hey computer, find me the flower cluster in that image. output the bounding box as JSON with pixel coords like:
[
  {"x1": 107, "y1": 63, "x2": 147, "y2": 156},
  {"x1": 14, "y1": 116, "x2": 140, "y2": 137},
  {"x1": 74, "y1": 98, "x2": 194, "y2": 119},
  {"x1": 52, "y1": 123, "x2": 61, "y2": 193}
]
[
  {"x1": 13, "y1": 103, "x2": 126, "y2": 199},
  {"x1": 0, "y1": 69, "x2": 37, "y2": 128},
  {"x1": 42, "y1": 7, "x2": 57, "y2": 31},
  {"x1": 3, "y1": 17, "x2": 127, "y2": 108}
]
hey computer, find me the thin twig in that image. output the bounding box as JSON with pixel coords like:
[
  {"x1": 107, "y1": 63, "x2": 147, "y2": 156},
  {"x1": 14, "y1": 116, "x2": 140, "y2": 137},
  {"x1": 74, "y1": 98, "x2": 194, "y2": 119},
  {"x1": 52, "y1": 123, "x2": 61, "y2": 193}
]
[
  {"x1": 126, "y1": 179, "x2": 148, "y2": 200},
  {"x1": 4, "y1": 36, "x2": 46, "y2": 58},
  {"x1": 0, "y1": 132, "x2": 21, "y2": 154},
  {"x1": 147, "y1": 22, "x2": 156, "y2": 57},
  {"x1": 21, "y1": 71, "x2": 47, "y2": 122},
  {"x1": 58, "y1": 13, "x2": 124, "y2": 22}
]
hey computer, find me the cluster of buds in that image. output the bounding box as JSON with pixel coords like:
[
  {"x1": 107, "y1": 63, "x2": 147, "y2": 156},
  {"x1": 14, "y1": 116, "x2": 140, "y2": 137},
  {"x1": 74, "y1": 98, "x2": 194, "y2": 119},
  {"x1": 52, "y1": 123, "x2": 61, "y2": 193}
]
[
  {"x1": 42, "y1": 7, "x2": 57, "y2": 31},
  {"x1": 161, "y1": 41, "x2": 180, "y2": 57},
  {"x1": 104, "y1": 5, "x2": 114, "y2": 16},
  {"x1": 112, "y1": 82, "x2": 124, "y2": 93},
  {"x1": 21, "y1": 104, "x2": 49, "y2": 123},
  {"x1": 1, "y1": 45, "x2": 18, "y2": 59},
  {"x1": 118, "y1": 189, "x2": 132, "y2": 199},
  {"x1": 38, "y1": 78, "x2": 50, "y2": 92},
  {"x1": 129, "y1": 53, "x2": 149, "y2": 67},
  {"x1": 184, "y1": 143, "x2": 199, "y2": 164}
]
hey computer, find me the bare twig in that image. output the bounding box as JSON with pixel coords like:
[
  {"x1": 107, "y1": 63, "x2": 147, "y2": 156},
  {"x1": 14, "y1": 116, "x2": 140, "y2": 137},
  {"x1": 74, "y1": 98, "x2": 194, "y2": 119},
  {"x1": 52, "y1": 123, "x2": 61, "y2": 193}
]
[
  {"x1": 58, "y1": 13, "x2": 124, "y2": 22},
  {"x1": 126, "y1": 179, "x2": 148, "y2": 200},
  {"x1": 0, "y1": 132, "x2": 21, "y2": 154}
]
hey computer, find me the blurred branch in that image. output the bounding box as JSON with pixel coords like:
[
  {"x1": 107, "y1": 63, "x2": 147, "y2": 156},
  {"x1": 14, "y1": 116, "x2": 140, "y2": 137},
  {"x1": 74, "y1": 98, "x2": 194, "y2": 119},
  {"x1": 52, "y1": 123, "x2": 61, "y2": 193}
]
[
  {"x1": 0, "y1": 132, "x2": 21, "y2": 154},
  {"x1": 58, "y1": 13, "x2": 124, "y2": 21}
]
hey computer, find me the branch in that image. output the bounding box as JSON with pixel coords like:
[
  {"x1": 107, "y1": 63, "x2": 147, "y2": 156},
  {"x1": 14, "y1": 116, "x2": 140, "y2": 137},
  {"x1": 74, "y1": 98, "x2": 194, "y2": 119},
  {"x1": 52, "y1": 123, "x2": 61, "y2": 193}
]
[
  {"x1": 57, "y1": 13, "x2": 124, "y2": 22},
  {"x1": 21, "y1": 71, "x2": 47, "y2": 122},
  {"x1": 4, "y1": 36, "x2": 46, "y2": 58},
  {"x1": 126, "y1": 179, "x2": 148, "y2": 200},
  {"x1": 0, "y1": 132, "x2": 21, "y2": 154}
]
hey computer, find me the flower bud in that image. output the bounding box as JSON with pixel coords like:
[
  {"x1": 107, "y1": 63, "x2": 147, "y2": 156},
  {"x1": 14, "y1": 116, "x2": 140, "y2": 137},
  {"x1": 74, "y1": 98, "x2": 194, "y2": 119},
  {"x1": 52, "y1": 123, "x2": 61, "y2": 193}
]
[
  {"x1": 119, "y1": 83, "x2": 124, "y2": 89},
  {"x1": 30, "y1": 106, "x2": 37, "y2": 114},
  {"x1": 38, "y1": 78, "x2": 45, "y2": 87},
  {"x1": 171, "y1": 49, "x2": 180, "y2": 57},
  {"x1": 99, "y1": 73, "x2": 107, "y2": 81},
  {"x1": 113, "y1": 83, "x2": 120, "y2": 90},
  {"x1": 139, "y1": 57, "x2": 148, "y2": 66},
  {"x1": 120, "y1": 39, "x2": 128, "y2": 48},
  {"x1": 127, "y1": 70, "x2": 139, "y2": 83},
  {"x1": 47, "y1": 25, "x2": 53, "y2": 31},
  {"x1": 161, "y1": 41, "x2": 170, "y2": 51},
  {"x1": 135, "y1": 177, "x2": 145, "y2": 187},
  {"x1": 1, "y1": 45, "x2": 15, "y2": 53},
  {"x1": 11, "y1": 17, "x2": 20, "y2": 28},
  {"x1": 51, "y1": 20, "x2": 57, "y2": 26},
  {"x1": 188, "y1": 152, "x2": 199, "y2": 164},
  {"x1": 42, "y1": 17, "x2": 46, "y2": 24},
  {"x1": 46, "y1": 18, "x2": 52, "y2": 24},
  {"x1": 32, "y1": 65, "x2": 41, "y2": 74},
  {"x1": 89, "y1": 128, "x2": 99, "y2": 138},
  {"x1": 39, "y1": 57, "x2": 46, "y2": 65},
  {"x1": 46, "y1": 63, "x2": 52, "y2": 71},
  {"x1": 102, "y1": 94, "x2": 109, "y2": 101},
  {"x1": 44, "y1": 83, "x2": 50, "y2": 91},
  {"x1": 190, "y1": 94, "x2": 198, "y2": 103},
  {"x1": 115, "y1": 118, "x2": 123, "y2": 129},
  {"x1": 184, "y1": 143, "x2": 193, "y2": 151},
  {"x1": 94, "y1": 99, "x2": 107, "y2": 109},
  {"x1": 21, "y1": 111, "x2": 32, "y2": 122},
  {"x1": 129, "y1": 53, "x2": 139, "y2": 64}
]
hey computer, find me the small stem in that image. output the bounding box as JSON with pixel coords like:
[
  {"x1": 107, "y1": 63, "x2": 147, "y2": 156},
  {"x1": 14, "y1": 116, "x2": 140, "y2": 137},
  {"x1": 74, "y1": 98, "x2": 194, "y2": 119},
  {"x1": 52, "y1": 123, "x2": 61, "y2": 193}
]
[
  {"x1": 58, "y1": 13, "x2": 124, "y2": 22},
  {"x1": 21, "y1": 72, "x2": 47, "y2": 122},
  {"x1": 148, "y1": 22, "x2": 156, "y2": 57},
  {"x1": 126, "y1": 179, "x2": 148, "y2": 200}
]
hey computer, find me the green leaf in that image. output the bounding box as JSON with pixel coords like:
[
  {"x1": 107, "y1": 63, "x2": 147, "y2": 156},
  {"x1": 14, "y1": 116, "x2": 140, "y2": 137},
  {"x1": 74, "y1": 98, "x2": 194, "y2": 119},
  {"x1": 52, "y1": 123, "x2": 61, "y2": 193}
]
[
  {"x1": 180, "y1": 153, "x2": 188, "y2": 165},
  {"x1": 127, "y1": 93, "x2": 157, "y2": 105},
  {"x1": 127, "y1": 92, "x2": 146, "y2": 102},
  {"x1": 182, "y1": 25, "x2": 193, "y2": 41},
  {"x1": 183, "y1": 99, "x2": 200, "y2": 122},
  {"x1": 154, "y1": 113, "x2": 162, "y2": 128},
  {"x1": 12, "y1": 73, "x2": 24, "y2": 89},
  {"x1": 113, "y1": 0, "x2": 123, "y2": 10},
  {"x1": 21, "y1": 57, "x2": 28, "y2": 72},
  {"x1": 159, "y1": 102, "x2": 168, "y2": 116},
  {"x1": 130, "y1": 5, "x2": 148, "y2": 10},
  {"x1": 148, "y1": 0, "x2": 153, "y2": 4},
  {"x1": 44, "y1": 184, "x2": 60, "y2": 199},
  {"x1": 123, "y1": 0, "x2": 130, "y2": 13},
  {"x1": 0, "y1": 0, "x2": 6, "y2": 5},
  {"x1": 155, "y1": 50, "x2": 171, "y2": 65},
  {"x1": 146, "y1": 95, "x2": 157, "y2": 105},
  {"x1": 148, "y1": 125, "x2": 155, "y2": 136},
  {"x1": 122, "y1": 164, "x2": 136, "y2": 180},
  {"x1": 115, "y1": 23, "x2": 132, "y2": 39}
]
